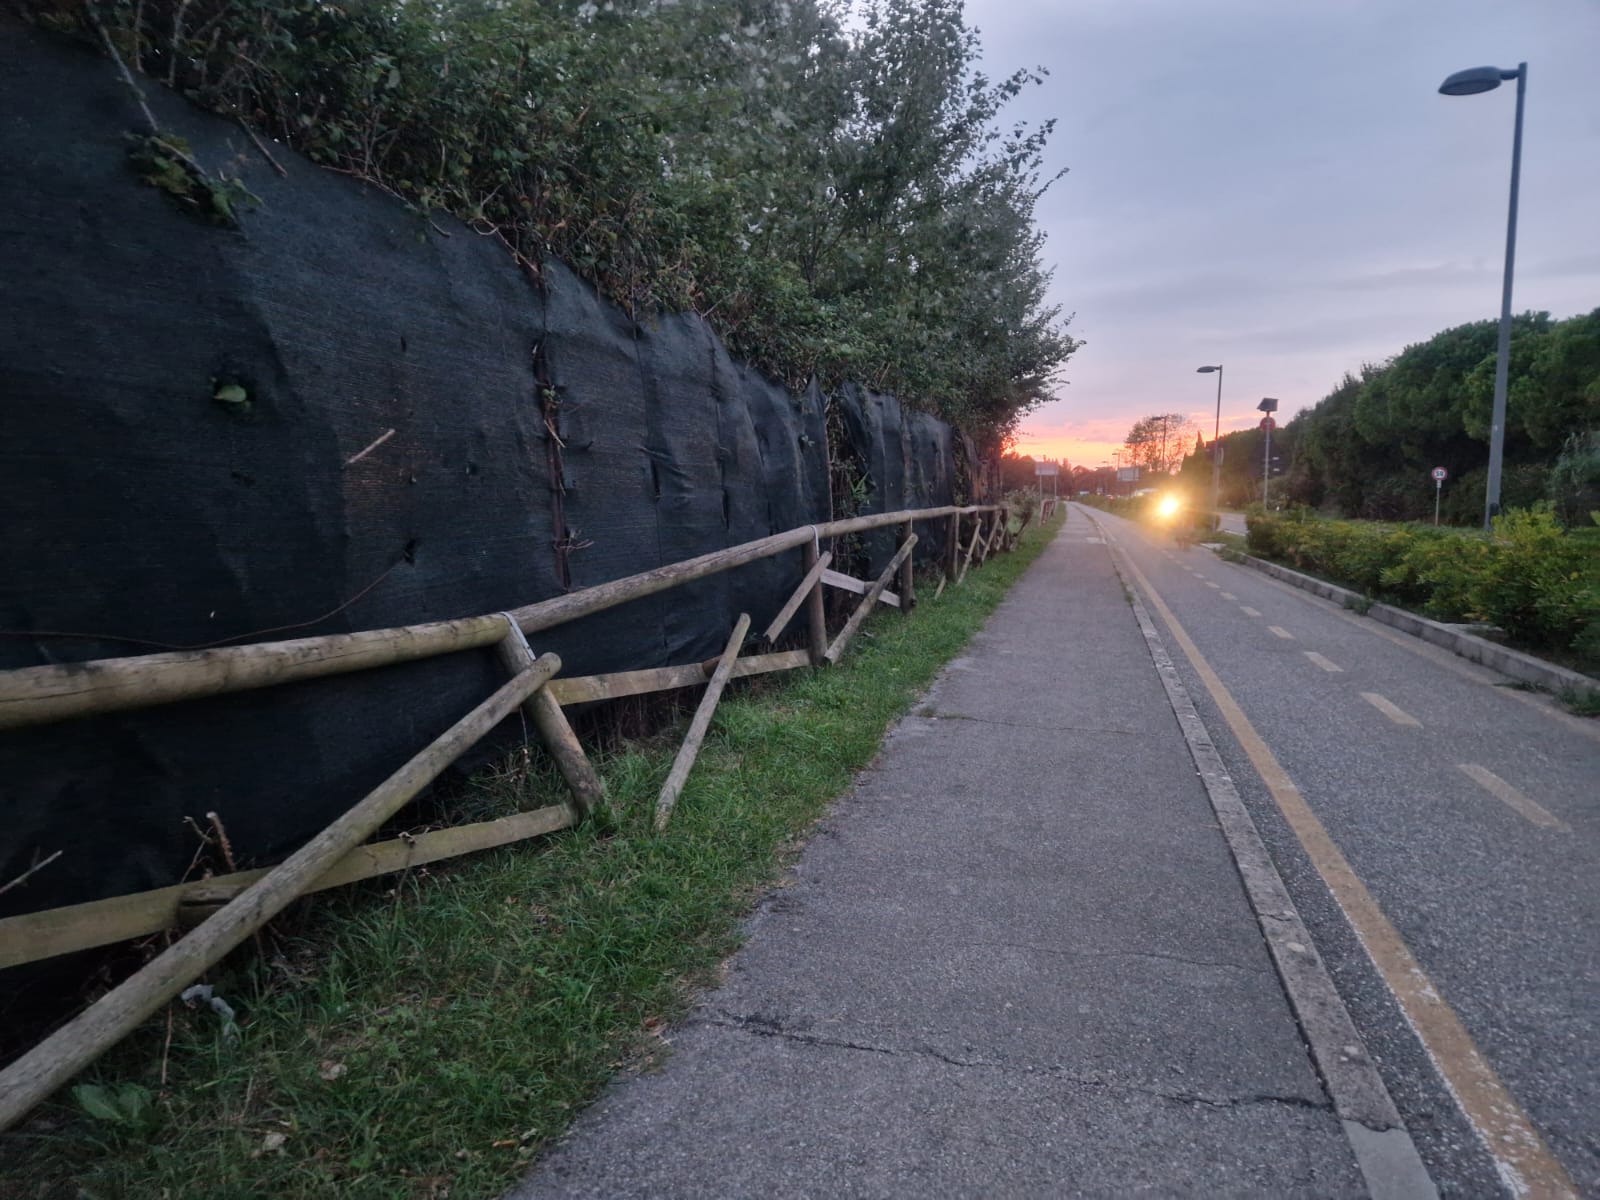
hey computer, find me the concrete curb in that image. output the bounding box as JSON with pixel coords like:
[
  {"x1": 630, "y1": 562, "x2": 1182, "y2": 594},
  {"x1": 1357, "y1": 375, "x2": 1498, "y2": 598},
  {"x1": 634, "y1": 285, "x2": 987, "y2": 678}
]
[
  {"x1": 1226, "y1": 551, "x2": 1600, "y2": 700},
  {"x1": 1093, "y1": 529, "x2": 1438, "y2": 1200}
]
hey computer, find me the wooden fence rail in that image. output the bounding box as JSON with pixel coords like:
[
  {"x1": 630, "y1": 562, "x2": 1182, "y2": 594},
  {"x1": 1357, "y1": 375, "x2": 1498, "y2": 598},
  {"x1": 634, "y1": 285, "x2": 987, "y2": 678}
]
[
  {"x1": 0, "y1": 505, "x2": 1000, "y2": 731},
  {"x1": 0, "y1": 501, "x2": 1018, "y2": 1131}
]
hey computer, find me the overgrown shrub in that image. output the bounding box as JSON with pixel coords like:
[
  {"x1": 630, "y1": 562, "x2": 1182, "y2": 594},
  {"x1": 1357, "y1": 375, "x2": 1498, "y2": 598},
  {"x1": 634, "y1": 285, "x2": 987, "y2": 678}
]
[
  {"x1": 1547, "y1": 431, "x2": 1600, "y2": 528},
  {"x1": 1466, "y1": 507, "x2": 1593, "y2": 648},
  {"x1": 27, "y1": 0, "x2": 1078, "y2": 443},
  {"x1": 1246, "y1": 507, "x2": 1598, "y2": 654}
]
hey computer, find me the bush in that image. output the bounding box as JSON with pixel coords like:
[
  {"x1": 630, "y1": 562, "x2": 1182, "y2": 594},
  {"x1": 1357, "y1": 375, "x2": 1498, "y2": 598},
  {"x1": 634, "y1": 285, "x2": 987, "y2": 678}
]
[
  {"x1": 1246, "y1": 506, "x2": 1598, "y2": 654},
  {"x1": 1468, "y1": 507, "x2": 1593, "y2": 648}
]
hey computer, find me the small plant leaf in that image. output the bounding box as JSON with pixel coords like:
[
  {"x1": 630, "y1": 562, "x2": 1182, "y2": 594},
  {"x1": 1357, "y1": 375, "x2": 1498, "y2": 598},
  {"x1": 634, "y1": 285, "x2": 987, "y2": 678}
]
[
  {"x1": 72, "y1": 1084, "x2": 125, "y2": 1123},
  {"x1": 214, "y1": 384, "x2": 249, "y2": 405}
]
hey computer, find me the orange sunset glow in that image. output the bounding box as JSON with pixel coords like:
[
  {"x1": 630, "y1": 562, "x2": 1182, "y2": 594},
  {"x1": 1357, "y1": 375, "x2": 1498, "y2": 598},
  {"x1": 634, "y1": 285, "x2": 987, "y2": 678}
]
[{"x1": 1009, "y1": 402, "x2": 1271, "y2": 472}]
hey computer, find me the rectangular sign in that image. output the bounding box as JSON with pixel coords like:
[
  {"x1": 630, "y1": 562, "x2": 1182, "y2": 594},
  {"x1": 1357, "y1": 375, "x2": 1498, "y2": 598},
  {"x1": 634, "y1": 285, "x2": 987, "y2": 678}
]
[
  {"x1": 1116, "y1": 467, "x2": 1140, "y2": 482},
  {"x1": 1034, "y1": 463, "x2": 1060, "y2": 477}
]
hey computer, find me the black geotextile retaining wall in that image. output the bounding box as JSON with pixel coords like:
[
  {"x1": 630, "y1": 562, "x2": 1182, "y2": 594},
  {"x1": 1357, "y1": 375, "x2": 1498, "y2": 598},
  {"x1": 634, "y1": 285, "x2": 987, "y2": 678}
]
[{"x1": 0, "y1": 26, "x2": 976, "y2": 941}]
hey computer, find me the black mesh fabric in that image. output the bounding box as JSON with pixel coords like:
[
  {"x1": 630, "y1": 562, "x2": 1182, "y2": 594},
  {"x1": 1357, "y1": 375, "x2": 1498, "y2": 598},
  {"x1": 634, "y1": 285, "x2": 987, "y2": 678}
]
[{"x1": 0, "y1": 28, "x2": 965, "y2": 944}]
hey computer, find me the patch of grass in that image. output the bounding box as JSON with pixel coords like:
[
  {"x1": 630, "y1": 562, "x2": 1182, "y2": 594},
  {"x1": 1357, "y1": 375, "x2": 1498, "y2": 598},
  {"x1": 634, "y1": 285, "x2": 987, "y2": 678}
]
[
  {"x1": 1556, "y1": 686, "x2": 1600, "y2": 718},
  {"x1": 1208, "y1": 531, "x2": 1248, "y2": 558},
  {"x1": 1, "y1": 513, "x2": 1061, "y2": 1199}
]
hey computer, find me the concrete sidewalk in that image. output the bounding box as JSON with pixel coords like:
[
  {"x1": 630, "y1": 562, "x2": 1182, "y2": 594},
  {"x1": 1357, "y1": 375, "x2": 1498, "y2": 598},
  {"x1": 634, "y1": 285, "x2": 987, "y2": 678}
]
[{"x1": 513, "y1": 507, "x2": 1366, "y2": 1197}]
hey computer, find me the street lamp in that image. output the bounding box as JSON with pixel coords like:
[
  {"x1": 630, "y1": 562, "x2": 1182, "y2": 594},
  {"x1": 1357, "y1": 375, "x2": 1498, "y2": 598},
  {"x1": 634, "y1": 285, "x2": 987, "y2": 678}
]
[
  {"x1": 1439, "y1": 62, "x2": 1526, "y2": 529},
  {"x1": 1196, "y1": 365, "x2": 1223, "y2": 527}
]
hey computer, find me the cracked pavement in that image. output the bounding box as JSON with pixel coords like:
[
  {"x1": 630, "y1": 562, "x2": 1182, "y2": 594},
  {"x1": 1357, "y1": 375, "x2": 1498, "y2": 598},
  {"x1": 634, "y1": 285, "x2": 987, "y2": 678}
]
[{"x1": 512, "y1": 509, "x2": 1366, "y2": 1197}]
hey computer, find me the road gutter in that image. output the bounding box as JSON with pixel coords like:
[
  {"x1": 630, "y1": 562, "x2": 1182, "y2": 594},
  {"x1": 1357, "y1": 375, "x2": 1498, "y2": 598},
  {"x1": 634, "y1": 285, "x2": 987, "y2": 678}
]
[{"x1": 1090, "y1": 523, "x2": 1437, "y2": 1200}]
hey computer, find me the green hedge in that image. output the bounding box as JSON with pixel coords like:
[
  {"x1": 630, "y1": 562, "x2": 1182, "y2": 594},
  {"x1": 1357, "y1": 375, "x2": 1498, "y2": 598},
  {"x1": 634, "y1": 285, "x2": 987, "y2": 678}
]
[{"x1": 1246, "y1": 506, "x2": 1599, "y2": 657}]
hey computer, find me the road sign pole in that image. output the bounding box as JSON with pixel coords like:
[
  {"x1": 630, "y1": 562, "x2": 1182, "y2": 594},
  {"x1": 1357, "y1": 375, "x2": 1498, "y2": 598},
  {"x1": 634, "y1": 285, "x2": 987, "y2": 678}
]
[
  {"x1": 1262, "y1": 423, "x2": 1272, "y2": 507},
  {"x1": 1435, "y1": 480, "x2": 1442, "y2": 526}
]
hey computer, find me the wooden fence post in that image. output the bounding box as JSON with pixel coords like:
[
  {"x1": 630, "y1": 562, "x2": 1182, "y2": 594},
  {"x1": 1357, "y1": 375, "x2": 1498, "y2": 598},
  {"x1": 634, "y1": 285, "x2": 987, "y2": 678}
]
[
  {"x1": 495, "y1": 619, "x2": 605, "y2": 821},
  {"x1": 956, "y1": 523, "x2": 983, "y2": 585},
  {"x1": 825, "y1": 535, "x2": 917, "y2": 663},
  {"x1": 899, "y1": 520, "x2": 916, "y2": 612},
  {"x1": 655, "y1": 614, "x2": 751, "y2": 830}
]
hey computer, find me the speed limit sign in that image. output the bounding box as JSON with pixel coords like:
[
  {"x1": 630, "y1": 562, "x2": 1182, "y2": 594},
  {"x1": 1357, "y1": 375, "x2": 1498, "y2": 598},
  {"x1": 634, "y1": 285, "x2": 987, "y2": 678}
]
[{"x1": 1431, "y1": 467, "x2": 1448, "y2": 482}]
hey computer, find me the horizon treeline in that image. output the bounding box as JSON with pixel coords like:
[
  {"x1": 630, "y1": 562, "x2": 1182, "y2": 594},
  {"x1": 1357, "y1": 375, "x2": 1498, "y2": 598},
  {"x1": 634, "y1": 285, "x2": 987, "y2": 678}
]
[{"x1": 1178, "y1": 308, "x2": 1599, "y2": 522}]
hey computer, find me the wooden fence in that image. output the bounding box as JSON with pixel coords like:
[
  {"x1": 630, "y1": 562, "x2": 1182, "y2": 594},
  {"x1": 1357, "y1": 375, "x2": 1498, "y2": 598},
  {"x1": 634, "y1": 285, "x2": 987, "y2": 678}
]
[{"x1": 0, "y1": 501, "x2": 1014, "y2": 1129}]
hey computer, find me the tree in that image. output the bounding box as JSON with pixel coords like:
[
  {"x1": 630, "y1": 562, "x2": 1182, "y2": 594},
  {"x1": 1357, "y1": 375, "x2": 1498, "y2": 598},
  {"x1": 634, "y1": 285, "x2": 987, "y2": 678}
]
[
  {"x1": 1124, "y1": 413, "x2": 1193, "y2": 475},
  {"x1": 57, "y1": 0, "x2": 1079, "y2": 444}
]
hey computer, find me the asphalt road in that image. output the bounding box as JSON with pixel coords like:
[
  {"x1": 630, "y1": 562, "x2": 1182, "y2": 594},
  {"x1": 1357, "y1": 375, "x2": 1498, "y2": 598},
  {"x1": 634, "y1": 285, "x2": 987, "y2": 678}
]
[
  {"x1": 1087, "y1": 505, "x2": 1599, "y2": 1197},
  {"x1": 517, "y1": 508, "x2": 1372, "y2": 1197}
]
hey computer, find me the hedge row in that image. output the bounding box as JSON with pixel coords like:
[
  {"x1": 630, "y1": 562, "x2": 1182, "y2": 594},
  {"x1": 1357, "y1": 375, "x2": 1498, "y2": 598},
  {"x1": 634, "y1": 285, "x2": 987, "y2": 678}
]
[{"x1": 1246, "y1": 507, "x2": 1600, "y2": 658}]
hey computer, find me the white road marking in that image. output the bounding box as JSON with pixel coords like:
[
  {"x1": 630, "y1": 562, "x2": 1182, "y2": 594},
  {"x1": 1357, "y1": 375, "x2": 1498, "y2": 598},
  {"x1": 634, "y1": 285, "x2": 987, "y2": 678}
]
[
  {"x1": 1305, "y1": 652, "x2": 1343, "y2": 673},
  {"x1": 1220, "y1": 592, "x2": 1236, "y2": 600},
  {"x1": 1269, "y1": 625, "x2": 1296, "y2": 640},
  {"x1": 1205, "y1": 582, "x2": 1221, "y2": 589},
  {"x1": 1241, "y1": 606, "x2": 1261, "y2": 617},
  {"x1": 1458, "y1": 764, "x2": 1570, "y2": 832},
  {"x1": 1361, "y1": 692, "x2": 1421, "y2": 728}
]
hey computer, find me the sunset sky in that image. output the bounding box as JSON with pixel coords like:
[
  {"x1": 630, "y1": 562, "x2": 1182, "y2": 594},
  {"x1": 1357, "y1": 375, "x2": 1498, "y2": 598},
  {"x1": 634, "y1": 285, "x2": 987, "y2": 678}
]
[{"x1": 961, "y1": 0, "x2": 1600, "y2": 471}]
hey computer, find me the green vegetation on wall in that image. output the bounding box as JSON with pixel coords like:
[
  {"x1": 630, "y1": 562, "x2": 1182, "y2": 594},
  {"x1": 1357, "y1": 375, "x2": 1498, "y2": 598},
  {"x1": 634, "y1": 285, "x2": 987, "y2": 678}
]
[{"x1": 36, "y1": 0, "x2": 1079, "y2": 445}]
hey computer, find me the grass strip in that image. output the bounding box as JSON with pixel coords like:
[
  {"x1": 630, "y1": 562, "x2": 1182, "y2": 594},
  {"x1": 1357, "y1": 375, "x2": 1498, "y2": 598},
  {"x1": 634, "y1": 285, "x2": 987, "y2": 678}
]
[{"x1": 3, "y1": 513, "x2": 1059, "y2": 1199}]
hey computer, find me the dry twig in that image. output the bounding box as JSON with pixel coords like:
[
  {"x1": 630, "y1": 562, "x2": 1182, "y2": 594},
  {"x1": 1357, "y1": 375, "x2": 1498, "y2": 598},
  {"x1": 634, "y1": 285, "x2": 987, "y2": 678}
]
[{"x1": 0, "y1": 850, "x2": 63, "y2": 899}]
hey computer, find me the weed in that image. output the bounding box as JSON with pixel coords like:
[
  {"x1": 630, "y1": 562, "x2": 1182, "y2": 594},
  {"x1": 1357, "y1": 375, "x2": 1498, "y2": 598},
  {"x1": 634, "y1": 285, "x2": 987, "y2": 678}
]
[
  {"x1": 1556, "y1": 687, "x2": 1600, "y2": 718},
  {"x1": 126, "y1": 133, "x2": 259, "y2": 226}
]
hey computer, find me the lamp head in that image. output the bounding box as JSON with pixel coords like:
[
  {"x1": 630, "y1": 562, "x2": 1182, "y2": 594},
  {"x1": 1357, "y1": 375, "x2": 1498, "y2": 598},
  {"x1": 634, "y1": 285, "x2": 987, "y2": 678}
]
[
  {"x1": 1439, "y1": 65, "x2": 1515, "y2": 96},
  {"x1": 1196, "y1": 365, "x2": 1221, "y2": 374}
]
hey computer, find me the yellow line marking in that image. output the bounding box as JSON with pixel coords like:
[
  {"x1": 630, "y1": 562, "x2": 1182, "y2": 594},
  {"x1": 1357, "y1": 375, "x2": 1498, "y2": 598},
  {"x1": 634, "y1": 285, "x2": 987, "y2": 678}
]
[
  {"x1": 1220, "y1": 592, "x2": 1237, "y2": 600},
  {"x1": 1459, "y1": 765, "x2": 1570, "y2": 832},
  {"x1": 1269, "y1": 625, "x2": 1296, "y2": 640},
  {"x1": 1117, "y1": 551, "x2": 1576, "y2": 1199},
  {"x1": 1305, "y1": 651, "x2": 1343, "y2": 673},
  {"x1": 1241, "y1": 606, "x2": 1262, "y2": 617},
  {"x1": 1362, "y1": 692, "x2": 1421, "y2": 728}
]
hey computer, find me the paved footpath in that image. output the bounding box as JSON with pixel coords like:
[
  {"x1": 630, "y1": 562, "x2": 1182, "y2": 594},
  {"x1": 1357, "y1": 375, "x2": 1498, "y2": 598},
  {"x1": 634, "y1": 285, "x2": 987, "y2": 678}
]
[{"x1": 513, "y1": 508, "x2": 1407, "y2": 1197}]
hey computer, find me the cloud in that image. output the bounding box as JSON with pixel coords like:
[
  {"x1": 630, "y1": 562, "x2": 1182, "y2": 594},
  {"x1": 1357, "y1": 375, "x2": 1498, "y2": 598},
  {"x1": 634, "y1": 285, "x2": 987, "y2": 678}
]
[{"x1": 951, "y1": 0, "x2": 1600, "y2": 446}]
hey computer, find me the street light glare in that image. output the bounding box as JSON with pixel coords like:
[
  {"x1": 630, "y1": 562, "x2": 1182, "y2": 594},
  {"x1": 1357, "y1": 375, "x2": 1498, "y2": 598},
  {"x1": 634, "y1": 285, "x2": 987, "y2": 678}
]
[{"x1": 1439, "y1": 66, "x2": 1513, "y2": 96}]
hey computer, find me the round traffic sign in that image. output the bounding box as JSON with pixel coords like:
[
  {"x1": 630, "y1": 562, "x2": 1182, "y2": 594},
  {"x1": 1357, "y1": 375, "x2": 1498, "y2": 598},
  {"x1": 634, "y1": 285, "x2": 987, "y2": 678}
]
[
  {"x1": 1259, "y1": 416, "x2": 1276, "y2": 432},
  {"x1": 1431, "y1": 466, "x2": 1448, "y2": 482}
]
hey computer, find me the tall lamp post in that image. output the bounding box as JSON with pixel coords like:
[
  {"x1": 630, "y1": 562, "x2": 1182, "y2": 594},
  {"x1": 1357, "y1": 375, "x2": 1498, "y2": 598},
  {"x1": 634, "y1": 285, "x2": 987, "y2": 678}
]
[
  {"x1": 1439, "y1": 62, "x2": 1526, "y2": 529},
  {"x1": 1196, "y1": 365, "x2": 1223, "y2": 527}
]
